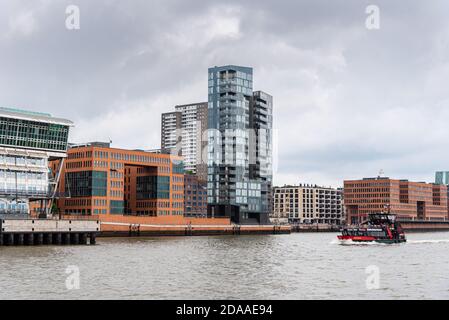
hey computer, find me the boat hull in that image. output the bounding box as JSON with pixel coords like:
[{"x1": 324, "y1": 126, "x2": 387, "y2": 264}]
[{"x1": 337, "y1": 235, "x2": 406, "y2": 244}]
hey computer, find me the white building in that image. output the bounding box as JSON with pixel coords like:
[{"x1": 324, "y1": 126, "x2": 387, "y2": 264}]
[
  {"x1": 161, "y1": 102, "x2": 207, "y2": 180},
  {"x1": 273, "y1": 184, "x2": 344, "y2": 225},
  {"x1": 0, "y1": 107, "x2": 73, "y2": 217}
]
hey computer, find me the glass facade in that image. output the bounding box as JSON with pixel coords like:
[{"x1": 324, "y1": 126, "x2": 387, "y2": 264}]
[
  {"x1": 65, "y1": 171, "x2": 108, "y2": 197},
  {"x1": 173, "y1": 162, "x2": 185, "y2": 174},
  {"x1": 0, "y1": 116, "x2": 70, "y2": 152},
  {"x1": 435, "y1": 171, "x2": 449, "y2": 185},
  {"x1": 0, "y1": 108, "x2": 73, "y2": 217},
  {"x1": 0, "y1": 151, "x2": 49, "y2": 215},
  {"x1": 208, "y1": 66, "x2": 253, "y2": 211},
  {"x1": 110, "y1": 200, "x2": 125, "y2": 214},
  {"x1": 136, "y1": 176, "x2": 170, "y2": 199},
  {"x1": 207, "y1": 65, "x2": 272, "y2": 223},
  {"x1": 0, "y1": 200, "x2": 29, "y2": 215}
]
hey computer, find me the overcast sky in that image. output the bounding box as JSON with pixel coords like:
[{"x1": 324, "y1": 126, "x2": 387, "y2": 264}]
[{"x1": 1, "y1": 0, "x2": 449, "y2": 187}]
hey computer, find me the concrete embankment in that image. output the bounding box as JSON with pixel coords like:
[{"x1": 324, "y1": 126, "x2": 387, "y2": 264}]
[
  {"x1": 290, "y1": 224, "x2": 341, "y2": 233},
  {"x1": 100, "y1": 222, "x2": 291, "y2": 237},
  {"x1": 400, "y1": 220, "x2": 449, "y2": 232}
]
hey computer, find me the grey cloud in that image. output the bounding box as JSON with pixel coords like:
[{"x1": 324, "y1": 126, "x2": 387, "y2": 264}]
[{"x1": 1, "y1": 0, "x2": 449, "y2": 187}]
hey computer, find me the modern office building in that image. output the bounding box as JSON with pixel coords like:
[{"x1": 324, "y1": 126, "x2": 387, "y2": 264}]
[
  {"x1": 436, "y1": 171, "x2": 449, "y2": 186},
  {"x1": 207, "y1": 65, "x2": 273, "y2": 224},
  {"x1": 273, "y1": 184, "x2": 344, "y2": 224},
  {"x1": 0, "y1": 107, "x2": 72, "y2": 218},
  {"x1": 184, "y1": 173, "x2": 207, "y2": 217},
  {"x1": 161, "y1": 102, "x2": 208, "y2": 181},
  {"x1": 344, "y1": 177, "x2": 448, "y2": 224},
  {"x1": 51, "y1": 142, "x2": 184, "y2": 217}
]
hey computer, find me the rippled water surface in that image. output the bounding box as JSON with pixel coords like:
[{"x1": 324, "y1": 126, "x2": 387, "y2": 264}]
[{"x1": 1, "y1": 232, "x2": 449, "y2": 299}]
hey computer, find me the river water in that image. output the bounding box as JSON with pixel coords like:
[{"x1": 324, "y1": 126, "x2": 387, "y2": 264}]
[{"x1": 1, "y1": 232, "x2": 449, "y2": 300}]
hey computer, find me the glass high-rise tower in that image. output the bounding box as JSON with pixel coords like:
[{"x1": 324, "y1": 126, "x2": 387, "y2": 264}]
[
  {"x1": 436, "y1": 171, "x2": 449, "y2": 185},
  {"x1": 207, "y1": 65, "x2": 272, "y2": 224}
]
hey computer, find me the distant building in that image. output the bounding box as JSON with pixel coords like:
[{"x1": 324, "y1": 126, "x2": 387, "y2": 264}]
[
  {"x1": 436, "y1": 171, "x2": 449, "y2": 185},
  {"x1": 250, "y1": 91, "x2": 273, "y2": 216},
  {"x1": 435, "y1": 171, "x2": 449, "y2": 219},
  {"x1": 161, "y1": 111, "x2": 182, "y2": 150},
  {"x1": 0, "y1": 107, "x2": 72, "y2": 218},
  {"x1": 161, "y1": 103, "x2": 208, "y2": 181},
  {"x1": 184, "y1": 174, "x2": 207, "y2": 217},
  {"x1": 344, "y1": 177, "x2": 448, "y2": 224},
  {"x1": 273, "y1": 184, "x2": 344, "y2": 225},
  {"x1": 207, "y1": 65, "x2": 272, "y2": 224},
  {"x1": 52, "y1": 142, "x2": 184, "y2": 216}
]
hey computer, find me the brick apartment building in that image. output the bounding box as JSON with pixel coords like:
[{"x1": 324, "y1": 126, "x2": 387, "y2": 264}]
[
  {"x1": 184, "y1": 174, "x2": 207, "y2": 217},
  {"x1": 344, "y1": 177, "x2": 448, "y2": 224}
]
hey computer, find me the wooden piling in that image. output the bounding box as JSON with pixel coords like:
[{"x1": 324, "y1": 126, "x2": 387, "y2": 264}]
[
  {"x1": 63, "y1": 233, "x2": 71, "y2": 245},
  {"x1": 44, "y1": 233, "x2": 53, "y2": 245},
  {"x1": 80, "y1": 233, "x2": 87, "y2": 245},
  {"x1": 26, "y1": 233, "x2": 34, "y2": 246},
  {"x1": 17, "y1": 233, "x2": 24, "y2": 245},
  {"x1": 71, "y1": 233, "x2": 79, "y2": 245},
  {"x1": 54, "y1": 233, "x2": 62, "y2": 245},
  {"x1": 36, "y1": 233, "x2": 44, "y2": 245},
  {"x1": 89, "y1": 233, "x2": 96, "y2": 245}
]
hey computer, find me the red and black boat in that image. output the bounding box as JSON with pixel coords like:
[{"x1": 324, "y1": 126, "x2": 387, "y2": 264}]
[{"x1": 338, "y1": 213, "x2": 406, "y2": 244}]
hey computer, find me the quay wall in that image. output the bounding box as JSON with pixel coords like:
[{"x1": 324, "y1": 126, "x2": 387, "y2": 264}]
[
  {"x1": 60, "y1": 214, "x2": 291, "y2": 237},
  {"x1": 400, "y1": 220, "x2": 449, "y2": 232}
]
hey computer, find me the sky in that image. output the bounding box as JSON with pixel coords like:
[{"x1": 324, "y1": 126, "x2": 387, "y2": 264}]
[{"x1": 1, "y1": 0, "x2": 449, "y2": 187}]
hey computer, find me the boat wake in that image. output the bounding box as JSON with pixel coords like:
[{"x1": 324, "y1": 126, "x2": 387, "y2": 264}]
[
  {"x1": 330, "y1": 239, "x2": 389, "y2": 246},
  {"x1": 330, "y1": 239, "x2": 449, "y2": 245},
  {"x1": 406, "y1": 239, "x2": 449, "y2": 244}
]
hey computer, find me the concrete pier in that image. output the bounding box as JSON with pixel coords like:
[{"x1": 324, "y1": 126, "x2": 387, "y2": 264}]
[{"x1": 0, "y1": 219, "x2": 100, "y2": 246}]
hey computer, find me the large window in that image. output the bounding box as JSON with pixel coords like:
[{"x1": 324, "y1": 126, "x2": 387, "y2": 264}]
[
  {"x1": 0, "y1": 117, "x2": 69, "y2": 151},
  {"x1": 65, "y1": 171, "x2": 107, "y2": 197},
  {"x1": 110, "y1": 200, "x2": 125, "y2": 214},
  {"x1": 136, "y1": 176, "x2": 170, "y2": 199}
]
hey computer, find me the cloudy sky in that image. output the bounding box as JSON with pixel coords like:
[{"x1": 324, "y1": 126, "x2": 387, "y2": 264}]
[{"x1": 1, "y1": 0, "x2": 449, "y2": 187}]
